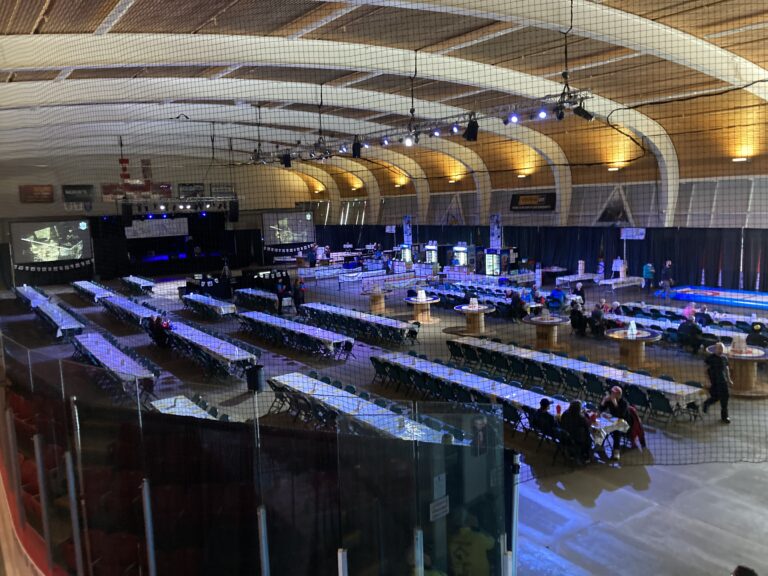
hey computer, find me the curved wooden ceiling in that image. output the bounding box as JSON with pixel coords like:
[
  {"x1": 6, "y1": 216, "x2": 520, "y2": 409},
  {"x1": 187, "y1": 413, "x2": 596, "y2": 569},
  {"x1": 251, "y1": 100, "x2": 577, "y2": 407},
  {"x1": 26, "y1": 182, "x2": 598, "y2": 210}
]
[{"x1": 0, "y1": 0, "x2": 766, "y2": 199}]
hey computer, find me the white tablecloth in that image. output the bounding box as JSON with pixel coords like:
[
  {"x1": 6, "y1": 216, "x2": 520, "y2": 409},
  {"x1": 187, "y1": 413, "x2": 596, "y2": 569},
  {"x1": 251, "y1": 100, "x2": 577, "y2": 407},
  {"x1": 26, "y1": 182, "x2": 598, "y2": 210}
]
[
  {"x1": 183, "y1": 293, "x2": 237, "y2": 315},
  {"x1": 35, "y1": 302, "x2": 84, "y2": 336},
  {"x1": 556, "y1": 273, "x2": 601, "y2": 286},
  {"x1": 272, "y1": 373, "x2": 454, "y2": 444},
  {"x1": 72, "y1": 280, "x2": 114, "y2": 302},
  {"x1": 237, "y1": 311, "x2": 352, "y2": 351},
  {"x1": 302, "y1": 303, "x2": 411, "y2": 330},
  {"x1": 455, "y1": 336, "x2": 705, "y2": 404},
  {"x1": 378, "y1": 353, "x2": 625, "y2": 441},
  {"x1": 151, "y1": 396, "x2": 216, "y2": 420},
  {"x1": 604, "y1": 313, "x2": 743, "y2": 339},
  {"x1": 623, "y1": 302, "x2": 768, "y2": 326},
  {"x1": 74, "y1": 332, "x2": 154, "y2": 381},
  {"x1": 15, "y1": 285, "x2": 48, "y2": 308},
  {"x1": 171, "y1": 322, "x2": 257, "y2": 364},
  {"x1": 101, "y1": 296, "x2": 156, "y2": 324},
  {"x1": 122, "y1": 275, "x2": 154, "y2": 290},
  {"x1": 235, "y1": 288, "x2": 278, "y2": 302},
  {"x1": 339, "y1": 269, "x2": 387, "y2": 284},
  {"x1": 598, "y1": 277, "x2": 644, "y2": 289}
]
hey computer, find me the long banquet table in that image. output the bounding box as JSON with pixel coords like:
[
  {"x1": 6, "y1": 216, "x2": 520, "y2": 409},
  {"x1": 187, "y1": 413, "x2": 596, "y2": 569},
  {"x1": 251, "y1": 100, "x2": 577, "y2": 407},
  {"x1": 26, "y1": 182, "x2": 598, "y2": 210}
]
[
  {"x1": 169, "y1": 322, "x2": 258, "y2": 372},
  {"x1": 454, "y1": 337, "x2": 705, "y2": 405},
  {"x1": 623, "y1": 301, "x2": 768, "y2": 326},
  {"x1": 14, "y1": 285, "x2": 49, "y2": 308},
  {"x1": 182, "y1": 293, "x2": 237, "y2": 317},
  {"x1": 376, "y1": 353, "x2": 626, "y2": 445},
  {"x1": 72, "y1": 280, "x2": 115, "y2": 302},
  {"x1": 121, "y1": 275, "x2": 155, "y2": 293},
  {"x1": 73, "y1": 332, "x2": 155, "y2": 383},
  {"x1": 597, "y1": 277, "x2": 644, "y2": 290},
  {"x1": 234, "y1": 288, "x2": 278, "y2": 310},
  {"x1": 271, "y1": 372, "x2": 462, "y2": 444},
  {"x1": 101, "y1": 296, "x2": 157, "y2": 326},
  {"x1": 237, "y1": 310, "x2": 353, "y2": 353},
  {"x1": 34, "y1": 302, "x2": 85, "y2": 338},
  {"x1": 603, "y1": 313, "x2": 743, "y2": 339},
  {"x1": 151, "y1": 396, "x2": 216, "y2": 420},
  {"x1": 302, "y1": 303, "x2": 411, "y2": 332}
]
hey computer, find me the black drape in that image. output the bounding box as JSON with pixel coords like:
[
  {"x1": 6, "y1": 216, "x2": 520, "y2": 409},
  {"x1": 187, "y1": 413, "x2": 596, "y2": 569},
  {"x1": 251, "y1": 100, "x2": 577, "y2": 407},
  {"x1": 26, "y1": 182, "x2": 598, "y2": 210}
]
[{"x1": 743, "y1": 229, "x2": 768, "y2": 292}]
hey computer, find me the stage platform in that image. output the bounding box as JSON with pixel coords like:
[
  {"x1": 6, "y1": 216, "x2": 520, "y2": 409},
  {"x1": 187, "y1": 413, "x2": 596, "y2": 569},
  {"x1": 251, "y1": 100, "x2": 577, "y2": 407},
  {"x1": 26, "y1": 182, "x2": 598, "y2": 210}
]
[{"x1": 657, "y1": 285, "x2": 768, "y2": 311}]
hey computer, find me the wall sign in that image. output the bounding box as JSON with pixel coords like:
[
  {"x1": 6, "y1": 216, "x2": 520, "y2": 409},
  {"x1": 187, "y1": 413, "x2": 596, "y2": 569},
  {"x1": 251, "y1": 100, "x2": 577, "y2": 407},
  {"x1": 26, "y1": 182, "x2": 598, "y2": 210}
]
[
  {"x1": 62, "y1": 184, "x2": 94, "y2": 203},
  {"x1": 19, "y1": 185, "x2": 54, "y2": 203},
  {"x1": 620, "y1": 227, "x2": 646, "y2": 240},
  {"x1": 178, "y1": 183, "x2": 206, "y2": 198},
  {"x1": 510, "y1": 192, "x2": 556, "y2": 211}
]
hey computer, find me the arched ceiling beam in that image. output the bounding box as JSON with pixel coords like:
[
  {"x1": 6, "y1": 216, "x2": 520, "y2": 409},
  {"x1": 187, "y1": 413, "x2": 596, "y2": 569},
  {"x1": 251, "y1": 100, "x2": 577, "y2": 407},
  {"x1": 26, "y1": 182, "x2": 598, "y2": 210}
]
[
  {"x1": 324, "y1": 156, "x2": 381, "y2": 224},
  {"x1": 358, "y1": 148, "x2": 430, "y2": 222},
  {"x1": 0, "y1": 34, "x2": 675, "y2": 222},
  {"x1": 292, "y1": 161, "x2": 342, "y2": 224}
]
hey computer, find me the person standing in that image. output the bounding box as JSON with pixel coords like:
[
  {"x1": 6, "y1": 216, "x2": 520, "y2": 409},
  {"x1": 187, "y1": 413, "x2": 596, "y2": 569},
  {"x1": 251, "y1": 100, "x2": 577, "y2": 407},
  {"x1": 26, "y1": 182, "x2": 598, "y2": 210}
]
[
  {"x1": 703, "y1": 342, "x2": 732, "y2": 423},
  {"x1": 642, "y1": 262, "x2": 655, "y2": 294},
  {"x1": 660, "y1": 260, "x2": 674, "y2": 301},
  {"x1": 571, "y1": 281, "x2": 586, "y2": 305},
  {"x1": 275, "y1": 278, "x2": 288, "y2": 315},
  {"x1": 292, "y1": 278, "x2": 306, "y2": 309}
]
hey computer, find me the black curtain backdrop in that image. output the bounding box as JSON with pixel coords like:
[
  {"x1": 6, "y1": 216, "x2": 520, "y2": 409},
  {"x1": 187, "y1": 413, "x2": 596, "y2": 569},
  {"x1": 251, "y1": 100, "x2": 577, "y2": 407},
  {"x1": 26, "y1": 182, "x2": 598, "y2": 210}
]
[
  {"x1": 0, "y1": 244, "x2": 12, "y2": 289},
  {"x1": 743, "y1": 229, "x2": 768, "y2": 292}
]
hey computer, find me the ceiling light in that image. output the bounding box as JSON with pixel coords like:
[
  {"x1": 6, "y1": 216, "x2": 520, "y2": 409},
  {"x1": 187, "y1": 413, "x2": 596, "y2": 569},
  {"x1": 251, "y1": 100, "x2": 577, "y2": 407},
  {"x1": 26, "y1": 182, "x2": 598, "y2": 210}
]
[
  {"x1": 732, "y1": 157, "x2": 749, "y2": 162},
  {"x1": 403, "y1": 135, "x2": 415, "y2": 147},
  {"x1": 159, "y1": 204, "x2": 166, "y2": 210},
  {"x1": 205, "y1": 203, "x2": 210, "y2": 208},
  {"x1": 432, "y1": 128, "x2": 441, "y2": 137},
  {"x1": 503, "y1": 113, "x2": 519, "y2": 125},
  {"x1": 147, "y1": 214, "x2": 154, "y2": 219},
  {"x1": 339, "y1": 144, "x2": 348, "y2": 153},
  {"x1": 608, "y1": 167, "x2": 620, "y2": 172},
  {"x1": 363, "y1": 142, "x2": 370, "y2": 149},
  {"x1": 162, "y1": 214, "x2": 168, "y2": 219},
  {"x1": 517, "y1": 174, "x2": 527, "y2": 179},
  {"x1": 448, "y1": 179, "x2": 456, "y2": 183},
  {"x1": 394, "y1": 184, "x2": 402, "y2": 188},
  {"x1": 450, "y1": 123, "x2": 461, "y2": 134},
  {"x1": 185, "y1": 204, "x2": 192, "y2": 209},
  {"x1": 538, "y1": 110, "x2": 548, "y2": 120},
  {"x1": 573, "y1": 105, "x2": 595, "y2": 122},
  {"x1": 381, "y1": 137, "x2": 390, "y2": 146}
]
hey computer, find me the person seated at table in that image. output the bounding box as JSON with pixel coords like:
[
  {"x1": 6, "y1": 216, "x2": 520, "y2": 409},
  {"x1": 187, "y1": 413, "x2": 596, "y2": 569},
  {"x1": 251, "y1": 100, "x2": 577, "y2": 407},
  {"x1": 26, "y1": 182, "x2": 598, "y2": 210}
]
[
  {"x1": 571, "y1": 282, "x2": 586, "y2": 304},
  {"x1": 599, "y1": 298, "x2": 611, "y2": 313},
  {"x1": 570, "y1": 303, "x2": 588, "y2": 337},
  {"x1": 559, "y1": 400, "x2": 593, "y2": 462},
  {"x1": 508, "y1": 291, "x2": 526, "y2": 322},
  {"x1": 534, "y1": 398, "x2": 557, "y2": 437},
  {"x1": 149, "y1": 315, "x2": 171, "y2": 348},
  {"x1": 610, "y1": 301, "x2": 622, "y2": 315},
  {"x1": 682, "y1": 302, "x2": 697, "y2": 321},
  {"x1": 678, "y1": 316, "x2": 704, "y2": 353},
  {"x1": 292, "y1": 278, "x2": 306, "y2": 309},
  {"x1": 588, "y1": 303, "x2": 606, "y2": 337},
  {"x1": 547, "y1": 287, "x2": 566, "y2": 310},
  {"x1": 600, "y1": 386, "x2": 646, "y2": 455},
  {"x1": 746, "y1": 323, "x2": 768, "y2": 348},
  {"x1": 694, "y1": 304, "x2": 712, "y2": 326}
]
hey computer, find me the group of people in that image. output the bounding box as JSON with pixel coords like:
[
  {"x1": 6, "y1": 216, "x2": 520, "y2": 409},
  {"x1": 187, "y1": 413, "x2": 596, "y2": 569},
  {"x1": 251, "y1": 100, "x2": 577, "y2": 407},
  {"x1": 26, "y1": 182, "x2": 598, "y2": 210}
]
[
  {"x1": 569, "y1": 298, "x2": 622, "y2": 338},
  {"x1": 274, "y1": 277, "x2": 306, "y2": 314}
]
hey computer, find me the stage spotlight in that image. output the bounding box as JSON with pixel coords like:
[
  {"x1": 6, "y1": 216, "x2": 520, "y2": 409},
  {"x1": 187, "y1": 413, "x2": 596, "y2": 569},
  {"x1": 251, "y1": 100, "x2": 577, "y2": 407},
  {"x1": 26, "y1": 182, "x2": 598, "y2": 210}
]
[
  {"x1": 363, "y1": 142, "x2": 370, "y2": 149},
  {"x1": 573, "y1": 105, "x2": 595, "y2": 122},
  {"x1": 381, "y1": 137, "x2": 390, "y2": 146},
  {"x1": 162, "y1": 213, "x2": 168, "y2": 219},
  {"x1": 503, "y1": 113, "x2": 519, "y2": 125},
  {"x1": 205, "y1": 203, "x2": 210, "y2": 208},
  {"x1": 537, "y1": 110, "x2": 548, "y2": 119},
  {"x1": 339, "y1": 144, "x2": 348, "y2": 153},
  {"x1": 450, "y1": 123, "x2": 460, "y2": 134},
  {"x1": 159, "y1": 204, "x2": 166, "y2": 210},
  {"x1": 185, "y1": 204, "x2": 191, "y2": 209},
  {"x1": 462, "y1": 118, "x2": 479, "y2": 141},
  {"x1": 201, "y1": 211, "x2": 207, "y2": 217},
  {"x1": 554, "y1": 104, "x2": 565, "y2": 121},
  {"x1": 281, "y1": 153, "x2": 292, "y2": 168},
  {"x1": 403, "y1": 134, "x2": 415, "y2": 147},
  {"x1": 147, "y1": 214, "x2": 154, "y2": 219},
  {"x1": 432, "y1": 128, "x2": 441, "y2": 137}
]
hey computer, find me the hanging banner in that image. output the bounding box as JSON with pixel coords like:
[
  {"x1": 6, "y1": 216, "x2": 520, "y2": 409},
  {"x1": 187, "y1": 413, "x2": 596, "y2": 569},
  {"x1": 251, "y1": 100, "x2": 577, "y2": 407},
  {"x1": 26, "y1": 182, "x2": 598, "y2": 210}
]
[
  {"x1": 402, "y1": 215, "x2": 413, "y2": 245},
  {"x1": 620, "y1": 227, "x2": 646, "y2": 240},
  {"x1": 489, "y1": 213, "x2": 502, "y2": 249},
  {"x1": 19, "y1": 185, "x2": 55, "y2": 203},
  {"x1": 178, "y1": 183, "x2": 206, "y2": 198}
]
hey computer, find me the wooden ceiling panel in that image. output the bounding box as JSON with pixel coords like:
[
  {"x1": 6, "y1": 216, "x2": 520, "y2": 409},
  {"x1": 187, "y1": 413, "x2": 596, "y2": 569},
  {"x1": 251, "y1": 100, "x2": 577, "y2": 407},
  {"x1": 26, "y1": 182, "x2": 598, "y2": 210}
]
[
  {"x1": 305, "y1": 6, "x2": 496, "y2": 51},
  {"x1": 657, "y1": 2, "x2": 768, "y2": 37},
  {"x1": 397, "y1": 147, "x2": 475, "y2": 193},
  {"x1": 367, "y1": 113, "x2": 412, "y2": 128},
  {"x1": 8, "y1": 70, "x2": 59, "y2": 82},
  {"x1": 1, "y1": 0, "x2": 46, "y2": 34},
  {"x1": 113, "y1": 0, "x2": 235, "y2": 33},
  {"x1": 570, "y1": 55, "x2": 728, "y2": 103},
  {"x1": 442, "y1": 90, "x2": 527, "y2": 112},
  {"x1": 137, "y1": 66, "x2": 229, "y2": 78},
  {"x1": 449, "y1": 27, "x2": 565, "y2": 67},
  {"x1": 227, "y1": 66, "x2": 350, "y2": 85},
  {"x1": 282, "y1": 104, "x2": 376, "y2": 121},
  {"x1": 69, "y1": 67, "x2": 145, "y2": 80},
  {"x1": 349, "y1": 157, "x2": 413, "y2": 196},
  {"x1": 350, "y1": 74, "x2": 477, "y2": 102},
  {"x1": 38, "y1": 0, "x2": 119, "y2": 33},
  {"x1": 197, "y1": 0, "x2": 321, "y2": 36},
  {"x1": 599, "y1": 1, "x2": 710, "y2": 21}
]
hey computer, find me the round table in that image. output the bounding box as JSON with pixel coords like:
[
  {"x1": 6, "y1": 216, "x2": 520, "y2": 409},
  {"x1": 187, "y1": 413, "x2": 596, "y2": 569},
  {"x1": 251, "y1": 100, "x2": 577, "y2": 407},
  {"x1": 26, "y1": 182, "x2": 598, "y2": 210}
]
[
  {"x1": 454, "y1": 304, "x2": 495, "y2": 336},
  {"x1": 362, "y1": 289, "x2": 392, "y2": 314},
  {"x1": 706, "y1": 344, "x2": 768, "y2": 398},
  {"x1": 606, "y1": 328, "x2": 662, "y2": 369},
  {"x1": 522, "y1": 314, "x2": 570, "y2": 349},
  {"x1": 404, "y1": 296, "x2": 441, "y2": 324}
]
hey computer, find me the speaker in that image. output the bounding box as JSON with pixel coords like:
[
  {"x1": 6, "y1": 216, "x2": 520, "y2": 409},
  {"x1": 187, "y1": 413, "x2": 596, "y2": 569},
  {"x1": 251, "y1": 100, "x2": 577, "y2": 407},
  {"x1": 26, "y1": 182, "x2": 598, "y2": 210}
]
[
  {"x1": 121, "y1": 203, "x2": 133, "y2": 226},
  {"x1": 228, "y1": 200, "x2": 239, "y2": 222},
  {"x1": 246, "y1": 364, "x2": 265, "y2": 392},
  {"x1": 281, "y1": 153, "x2": 292, "y2": 168}
]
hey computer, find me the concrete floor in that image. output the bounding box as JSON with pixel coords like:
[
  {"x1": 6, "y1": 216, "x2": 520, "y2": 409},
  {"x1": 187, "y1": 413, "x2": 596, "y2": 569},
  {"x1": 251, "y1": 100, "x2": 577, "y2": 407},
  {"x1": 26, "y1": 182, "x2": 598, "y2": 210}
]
[{"x1": 2, "y1": 276, "x2": 767, "y2": 575}]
